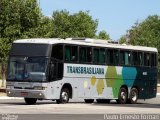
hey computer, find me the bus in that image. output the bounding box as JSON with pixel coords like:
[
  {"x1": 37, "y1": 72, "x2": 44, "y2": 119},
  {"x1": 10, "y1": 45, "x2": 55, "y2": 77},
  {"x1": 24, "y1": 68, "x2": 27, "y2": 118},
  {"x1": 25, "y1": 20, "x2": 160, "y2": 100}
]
[{"x1": 6, "y1": 38, "x2": 158, "y2": 104}]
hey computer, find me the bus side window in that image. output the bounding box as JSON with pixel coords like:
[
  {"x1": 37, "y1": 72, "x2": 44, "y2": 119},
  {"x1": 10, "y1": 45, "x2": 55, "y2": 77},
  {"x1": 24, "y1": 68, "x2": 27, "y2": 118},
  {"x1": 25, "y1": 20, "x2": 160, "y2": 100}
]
[
  {"x1": 132, "y1": 51, "x2": 138, "y2": 66},
  {"x1": 151, "y1": 53, "x2": 156, "y2": 67},
  {"x1": 51, "y1": 45, "x2": 63, "y2": 60},
  {"x1": 107, "y1": 49, "x2": 118, "y2": 65},
  {"x1": 87, "y1": 47, "x2": 92, "y2": 63},
  {"x1": 79, "y1": 47, "x2": 86, "y2": 63},
  {"x1": 93, "y1": 48, "x2": 99, "y2": 64},
  {"x1": 138, "y1": 52, "x2": 143, "y2": 66},
  {"x1": 120, "y1": 50, "x2": 125, "y2": 65},
  {"x1": 107, "y1": 49, "x2": 114, "y2": 65},
  {"x1": 65, "y1": 46, "x2": 78, "y2": 62},
  {"x1": 144, "y1": 53, "x2": 150, "y2": 67},
  {"x1": 65, "y1": 46, "x2": 71, "y2": 62},
  {"x1": 79, "y1": 47, "x2": 92, "y2": 63},
  {"x1": 71, "y1": 46, "x2": 78, "y2": 62},
  {"x1": 113, "y1": 49, "x2": 119, "y2": 65},
  {"x1": 99, "y1": 48, "x2": 105, "y2": 64}
]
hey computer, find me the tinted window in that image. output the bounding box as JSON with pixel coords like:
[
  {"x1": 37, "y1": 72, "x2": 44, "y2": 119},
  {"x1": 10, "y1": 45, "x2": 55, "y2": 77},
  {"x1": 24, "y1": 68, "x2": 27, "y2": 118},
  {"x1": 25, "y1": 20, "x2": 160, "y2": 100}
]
[
  {"x1": 120, "y1": 50, "x2": 131, "y2": 66},
  {"x1": 79, "y1": 47, "x2": 92, "y2": 63},
  {"x1": 107, "y1": 49, "x2": 119, "y2": 65},
  {"x1": 132, "y1": 51, "x2": 138, "y2": 66},
  {"x1": 138, "y1": 52, "x2": 143, "y2": 66},
  {"x1": 87, "y1": 47, "x2": 92, "y2": 62},
  {"x1": 125, "y1": 51, "x2": 131, "y2": 65},
  {"x1": 144, "y1": 53, "x2": 150, "y2": 66},
  {"x1": 65, "y1": 46, "x2": 71, "y2": 62},
  {"x1": 99, "y1": 48, "x2": 105, "y2": 64},
  {"x1": 10, "y1": 43, "x2": 50, "y2": 56},
  {"x1": 107, "y1": 49, "x2": 113, "y2": 65},
  {"x1": 51, "y1": 45, "x2": 63, "y2": 60},
  {"x1": 120, "y1": 51, "x2": 125, "y2": 65},
  {"x1": 65, "y1": 46, "x2": 78, "y2": 62},
  {"x1": 151, "y1": 53, "x2": 157, "y2": 67},
  {"x1": 79, "y1": 47, "x2": 86, "y2": 62},
  {"x1": 93, "y1": 48, "x2": 99, "y2": 64}
]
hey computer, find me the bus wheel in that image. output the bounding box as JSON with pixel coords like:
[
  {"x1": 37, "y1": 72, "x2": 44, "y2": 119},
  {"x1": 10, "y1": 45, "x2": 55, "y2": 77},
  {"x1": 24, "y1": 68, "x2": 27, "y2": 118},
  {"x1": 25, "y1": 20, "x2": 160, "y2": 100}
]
[
  {"x1": 117, "y1": 87, "x2": 128, "y2": 104},
  {"x1": 96, "y1": 99, "x2": 110, "y2": 104},
  {"x1": 24, "y1": 98, "x2": 37, "y2": 105},
  {"x1": 56, "y1": 88, "x2": 70, "y2": 104},
  {"x1": 84, "y1": 99, "x2": 94, "y2": 103},
  {"x1": 128, "y1": 88, "x2": 138, "y2": 104}
]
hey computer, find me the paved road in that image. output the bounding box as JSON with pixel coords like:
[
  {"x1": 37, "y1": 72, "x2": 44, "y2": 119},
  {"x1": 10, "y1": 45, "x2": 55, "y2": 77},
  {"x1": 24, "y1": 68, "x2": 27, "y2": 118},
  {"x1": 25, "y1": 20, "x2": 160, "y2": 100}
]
[{"x1": 0, "y1": 96, "x2": 160, "y2": 120}]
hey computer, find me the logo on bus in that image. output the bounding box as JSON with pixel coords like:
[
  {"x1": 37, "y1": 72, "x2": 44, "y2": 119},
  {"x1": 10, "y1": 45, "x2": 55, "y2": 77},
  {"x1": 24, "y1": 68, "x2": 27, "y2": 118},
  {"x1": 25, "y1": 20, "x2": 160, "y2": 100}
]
[{"x1": 67, "y1": 66, "x2": 104, "y2": 75}]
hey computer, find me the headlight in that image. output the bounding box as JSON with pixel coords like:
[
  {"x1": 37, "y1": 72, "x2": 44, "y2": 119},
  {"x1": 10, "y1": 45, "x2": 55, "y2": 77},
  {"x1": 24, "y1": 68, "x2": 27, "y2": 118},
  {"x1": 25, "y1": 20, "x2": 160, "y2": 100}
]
[{"x1": 34, "y1": 86, "x2": 46, "y2": 90}]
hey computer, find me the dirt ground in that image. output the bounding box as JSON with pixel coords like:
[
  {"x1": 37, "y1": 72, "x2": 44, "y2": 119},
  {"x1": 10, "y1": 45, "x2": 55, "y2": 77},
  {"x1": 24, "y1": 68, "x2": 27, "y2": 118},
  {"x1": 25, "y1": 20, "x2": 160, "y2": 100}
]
[{"x1": 0, "y1": 92, "x2": 6, "y2": 96}]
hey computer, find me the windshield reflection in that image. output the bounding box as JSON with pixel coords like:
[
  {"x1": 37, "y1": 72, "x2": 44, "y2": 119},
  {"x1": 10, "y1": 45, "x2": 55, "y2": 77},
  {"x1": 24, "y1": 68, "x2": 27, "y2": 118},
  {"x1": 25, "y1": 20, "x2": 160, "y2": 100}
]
[{"x1": 7, "y1": 57, "x2": 48, "y2": 81}]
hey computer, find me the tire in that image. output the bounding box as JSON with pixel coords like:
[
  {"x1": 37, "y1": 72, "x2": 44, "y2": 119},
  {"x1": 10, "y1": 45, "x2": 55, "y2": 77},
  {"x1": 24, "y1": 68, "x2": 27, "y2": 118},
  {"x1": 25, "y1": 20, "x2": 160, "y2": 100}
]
[
  {"x1": 117, "y1": 87, "x2": 128, "y2": 104},
  {"x1": 56, "y1": 88, "x2": 70, "y2": 104},
  {"x1": 96, "y1": 99, "x2": 110, "y2": 104},
  {"x1": 84, "y1": 99, "x2": 94, "y2": 103},
  {"x1": 128, "y1": 88, "x2": 138, "y2": 104},
  {"x1": 24, "y1": 98, "x2": 37, "y2": 105}
]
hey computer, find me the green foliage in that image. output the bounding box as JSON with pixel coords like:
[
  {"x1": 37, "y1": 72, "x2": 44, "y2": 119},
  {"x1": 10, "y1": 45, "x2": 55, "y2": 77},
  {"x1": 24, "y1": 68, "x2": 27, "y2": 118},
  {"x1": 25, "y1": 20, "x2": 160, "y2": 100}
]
[
  {"x1": 119, "y1": 36, "x2": 126, "y2": 44},
  {"x1": 0, "y1": 0, "x2": 42, "y2": 81},
  {"x1": 123, "y1": 15, "x2": 160, "y2": 73},
  {"x1": 51, "y1": 10, "x2": 98, "y2": 38},
  {"x1": 36, "y1": 16, "x2": 53, "y2": 38},
  {"x1": 97, "y1": 30, "x2": 110, "y2": 40},
  {"x1": 0, "y1": 0, "x2": 41, "y2": 61},
  {"x1": 128, "y1": 16, "x2": 160, "y2": 48}
]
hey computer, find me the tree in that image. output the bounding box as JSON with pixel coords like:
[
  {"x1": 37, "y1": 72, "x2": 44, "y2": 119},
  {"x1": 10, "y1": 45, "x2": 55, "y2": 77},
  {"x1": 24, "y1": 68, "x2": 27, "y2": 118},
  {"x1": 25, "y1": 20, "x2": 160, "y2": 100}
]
[
  {"x1": 0, "y1": 0, "x2": 42, "y2": 84},
  {"x1": 97, "y1": 30, "x2": 110, "y2": 40},
  {"x1": 51, "y1": 10, "x2": 98, "y2": 38},
  {"x1": 36, "y1": 16, "x2": 53, "y2": 38},
  {"x1": 123, "y1": 15, "x2": 160, "y2": 72}
]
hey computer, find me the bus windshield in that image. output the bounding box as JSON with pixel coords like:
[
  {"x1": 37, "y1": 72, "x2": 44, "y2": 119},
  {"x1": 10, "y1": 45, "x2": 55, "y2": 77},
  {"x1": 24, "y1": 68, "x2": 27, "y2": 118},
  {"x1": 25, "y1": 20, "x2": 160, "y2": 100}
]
[{"x1": 7, "y1": 57, "x2": 48, "y2": 82}]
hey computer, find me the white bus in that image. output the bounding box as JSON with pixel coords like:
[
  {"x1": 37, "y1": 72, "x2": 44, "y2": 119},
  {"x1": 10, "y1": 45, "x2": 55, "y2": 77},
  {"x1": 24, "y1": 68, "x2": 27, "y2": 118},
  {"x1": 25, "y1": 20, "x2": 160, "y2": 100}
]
[{"x1": 6, "y1": 38, "x2": 158, "y2": 104}]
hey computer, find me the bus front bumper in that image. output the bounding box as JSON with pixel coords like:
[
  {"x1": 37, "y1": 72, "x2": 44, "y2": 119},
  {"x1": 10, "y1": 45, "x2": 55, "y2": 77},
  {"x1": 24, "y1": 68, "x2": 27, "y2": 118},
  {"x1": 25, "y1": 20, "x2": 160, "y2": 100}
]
[{"x1": 6, "y1": 88, "x2": 48, "y2": 99}]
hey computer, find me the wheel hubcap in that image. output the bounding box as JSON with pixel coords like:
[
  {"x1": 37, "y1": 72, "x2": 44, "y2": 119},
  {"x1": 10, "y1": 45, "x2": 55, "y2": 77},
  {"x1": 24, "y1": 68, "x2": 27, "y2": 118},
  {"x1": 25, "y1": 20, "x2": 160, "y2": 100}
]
[
  {"x1": 121, "y1": 91, "x2": 126, "y2": 100},
  {"x1": 131, "y1": 91, "x2": 137, "y2": 101},
  {"x1": 62, "y1": 91, "x2": 68, "y2": 103}
]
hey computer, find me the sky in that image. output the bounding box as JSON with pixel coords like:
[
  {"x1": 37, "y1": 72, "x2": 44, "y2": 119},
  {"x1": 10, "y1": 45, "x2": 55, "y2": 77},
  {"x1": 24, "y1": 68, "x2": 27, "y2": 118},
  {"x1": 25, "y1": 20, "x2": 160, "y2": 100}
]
[{"x1": 40, "y1": 0, "x2": 160, "y2": 40}]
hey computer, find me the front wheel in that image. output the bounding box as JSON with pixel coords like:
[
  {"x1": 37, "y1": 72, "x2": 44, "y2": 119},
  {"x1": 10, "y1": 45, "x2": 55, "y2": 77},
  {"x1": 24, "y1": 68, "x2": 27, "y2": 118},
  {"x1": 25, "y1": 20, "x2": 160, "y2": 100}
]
[
  {"x1": 84, "y1": 99, "x2": 94, "y2": 103},
  {"x1": 24, "y1": 98, "x2": 37, "y2": 105},
  {"x1": 56, "y1": 88, "x2": 70, "y2": 104},
  {"x1": 128, "y1": 88, "x2": 138, "y2": 104},
  {"x1": 117, "y1": 87, "x2": 128, "y2": 104}
]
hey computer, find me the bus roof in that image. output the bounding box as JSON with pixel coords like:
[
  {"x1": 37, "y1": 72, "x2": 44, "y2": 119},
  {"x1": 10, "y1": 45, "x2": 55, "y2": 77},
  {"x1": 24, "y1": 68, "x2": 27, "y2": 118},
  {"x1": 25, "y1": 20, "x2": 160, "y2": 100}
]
[{"x1": 13, "y1": 38, "x2": 158, "y2": 52}]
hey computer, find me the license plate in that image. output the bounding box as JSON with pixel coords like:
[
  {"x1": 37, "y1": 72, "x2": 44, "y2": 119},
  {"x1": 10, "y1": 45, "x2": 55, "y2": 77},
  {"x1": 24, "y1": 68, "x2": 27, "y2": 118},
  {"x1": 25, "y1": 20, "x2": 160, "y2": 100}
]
[{"x1": 21, "y1": 92, "x2": 28, "y2": 96}]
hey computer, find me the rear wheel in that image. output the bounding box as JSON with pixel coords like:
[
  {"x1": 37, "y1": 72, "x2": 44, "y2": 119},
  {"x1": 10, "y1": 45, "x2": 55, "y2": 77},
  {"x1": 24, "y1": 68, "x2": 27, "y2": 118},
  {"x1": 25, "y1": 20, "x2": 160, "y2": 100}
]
[
  {"x1": 56, "y1": 88, "x2": 70, "y2": 104},
  {"x1": 96, "y1": 99, "x2": 110, "y2": 104},
  {"x1": 117, "y1": 87, "x2": 128, "y2": 104},
  {"x1": 84, "y1": 99, "x2": 94, "y2": 103},
  {"x1": 128, "y1": 88, "x2": 138, "y2": 104},
  {"x1": 24, "y1": 98, "x2": 37, "y2": 105}
]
